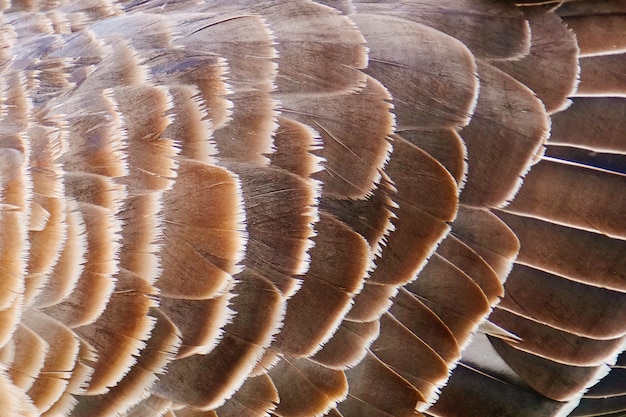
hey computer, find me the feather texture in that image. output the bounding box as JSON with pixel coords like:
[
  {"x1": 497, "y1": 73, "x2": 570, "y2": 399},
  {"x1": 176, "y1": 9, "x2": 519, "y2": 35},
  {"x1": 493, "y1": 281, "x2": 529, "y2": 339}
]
[{"x1": 0, "y1": 1, "x2": 624, "y2": 417}]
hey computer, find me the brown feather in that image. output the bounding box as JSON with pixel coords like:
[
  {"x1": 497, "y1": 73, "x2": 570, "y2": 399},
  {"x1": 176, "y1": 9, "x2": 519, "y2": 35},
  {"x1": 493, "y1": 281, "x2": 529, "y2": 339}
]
[
  {"x1": 21, "y1": 311, "x2": 81, "y2": 414},
  {"x1": 373, "y1": 313, "x2": 450, "y2": 403},
  {"x1": 504, "y1": 158, "x2": 626, "y2": 239},
  {"x1": 436, "y1": 235, "x2": 504, "y2": 304},
  {"x1": 578, "y1": 53, "x2": 626, "y2": 96},
  {"x1": 6, "y1": 324, "x2": 46, "y2": 391},
  {"x1": 489, "y1": 308, "x2": 626, "y2": 367},
  {"x1": 491, "y1": 9, "x2": 579, "y2": 114},
  {"x1": 1, "y1": 2, "x2": 625, "y2": 417},
  {"x1": 497, "y1": 211, "x2": 626, "y2": 291},
  {"x1": 273, "y1": 213, "x2": 370, "y2": 357},
  {"x1": 43, "y1": 203, "x2": 118, "y2": 328},
  {"x1": 214, "y1": 374, "x2": 278, "y2": 417},
  {"x1": 345, "y1": 282, "x2": 396, "y2": 323},
  {"x1": 459, "y1": 61, "x2": 549, "y2": 207},
  {"x1": 270, "y1": 356, "x2": 348, "y2": 417},
  {"x1": 33, "y1": 202, "x2": 86, "y2": 309},
  {"x1": 368, "y1": 136, "x2": 457, "y2": 286},
  {"x1": 251, "y1": 0, "x2": 368, "y2": 95},
  {"x1": 490, "y1": 336, "x2": 609, "y2": 402},
  {"x1": 353, "y1": 0, "x2": 531, "y2": 60},
  {"x1": 158, "y1": 159, "x2": 244, "y2": 299},
  {"x1": 270, "y1": 116, "x2": 323, "y2": 179},
  {"x1": 351, "y1": 13, "x2": 478, "y2": 130},
  {"x1": 224, "y1": 162, "x2": 317, "y2": 295},
  {"x1": 69, "y1": 308, "x2": 180, "y2": 417},
  {"x1": 390, "y1": 288, "x2": 461, "y2": 366},
  {"x1": 430, "y1": 363, "x2": 570, "y2": 417},
  {"x1": 406, "y1": 254, "x2": 491, "y2": 347},
  {"x1": 281, "y1": 76, "x2": 393, "y2": 199},
  {"x1": 172, "y1": 11, "x2": 277, "y2": 164},
  {"x1": 449, "y1": 206, "x2": 520, "y2": 282},
  {"x1": 399, "y1": 129, "x2": 467, "y2": 186},
  {"x1": 499, "y1": 264, "x2": 626, "y2": 340},
  {"x1": 549, "y1": 97, "x2": 626, "y2": 153},
  {"x1": 0, "y1": 148, "x2": 28, "y2": 311},
  {"x1": 312, "y1": 320, "x2": 379, "y2": 370},
  {"x1": 151, "y1": 269, "x2": 283, "y2": 410},
  {"x1": 158, "y1": 292, "x2": 231, "y2": 359},
  {"x1": 74, "y1": 269, "x2": 156, "y2": 394},
  {"x1": 343, "y1": 352, "x2": 425, "y2": 417},
  {"x1": 563, "y1": 14, "x2": 626, "y2": 57}
]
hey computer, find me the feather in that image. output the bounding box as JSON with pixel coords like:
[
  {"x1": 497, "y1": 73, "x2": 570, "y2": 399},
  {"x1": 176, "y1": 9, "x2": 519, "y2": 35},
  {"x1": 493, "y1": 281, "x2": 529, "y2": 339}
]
[
  {"x1": 585, "y1": 368, "x2": 626, "y2": 398},
  {"x1": 504, "y1": 158, "x2": 626, "y2": 239},
  {"x1": 6, "y1": 324, "x2": 46, "y2": 391},
  {"x1": 578, "y1": 53, "x2": 626, "y2": 96},
  {"x1": 312, "y1": 319, "x2": 379, "y2": 370},
  {"x1": 458, "y1": 61, "x2": 549, "y2": 207},
  {"x1": 549, "y1": 97, "x2": 626, "y2": 153},
  {"x1": 224, "y1": 162, "x2": 317, "y2": 295},
  {"x1": 320, "y1": 181, "x2": 395, "y2": 254},
  {"x1": 157, "y1": 159, "x2": 244, "y2": 299},
  {"x1": 270, "y1": 116, "x2": 324, "y2": 179},
  {"x1": 281, "y1": 76, "x2": 393, "y2": 199},
  {"x1": 214, "y1": 374, "x2": 278, "y2": 417},
  {"x1": 145, "y1": 49, "x2": 230, "y2": 133},
  {"x1": 352, "y1": 0, "x2": 531, "y2": 60},
  {"x1": 389, "y1": 288, "x2": 461, "y2": 366},
  {"x1": 489, "y1": 336, "x2": 610, "y2": 402},
  {"x1": 489, "y1": 308, "x2": 626, "y2": 367},
  {"x1": 491, "y1": 9, "x2": 579, "y2": 114},
  {"x1": 367, "y1": 136, "x2": 457, "y2": 286},
  {"x1": 151, "y1": 268, "x2": 283, "y2": 410},
  {"x1": 247, "y1": 0, "x2": 368, "y2": 95},
  {"x1": 435, "y1": 235, "x2": 504, "y2": 304},
  {"x1": 499, "y1": 265, "x2": 626, "y2": 340},
  {"x1": 449, "y1": 206, "x2": 520, "y2": 282},
  {"x1": 430, "y1": 363, "x2": 572, "y2": 417},
  {"x1": 272, "y1": 212, "x2": 370, "y2": 357},
  {"x1": 68, "y1": 308, "x2": 180, "y2": 417},
  {"x1": 342, "y1": 352, "x2": 425, "y2": 417},
  {"x1": 569, "y1": 396, "x2": 626, "y2": 417},
  {"x1": 21, "y1": 311, "x2": 81, "y2": 414},
  {"x1": 562, "y1": 14, "x2": 626, "y2": 57},
  {"x1": 350, "y1": 13, "x2": 478, "y2": 130},
  {"x1": 33, "y1": 201, "x2": 86, "y2": 309},
  {"x1": 158, "y1": 293, "x2": 231, "y2": 358},
  {"x1": 74, "y1": 269, "x2": 156, "y2": 394},
  {"x1": 0, "y1": 148, "x2": 28, "y2": 311},
  {"x1": 399, "y1": 129, "x2": 467, "y2": 186},
  {"x1": 345, "y1": 282, "x2": 397, "y2": 323},
  {"x1": 171, "y1": 11, "x2": 277, "y2": 164},
  {"x1": 405, "y1": 254, "x2": 491, "y2": 348},
  {"x1": 373, "y1": 313, "x2": 450, "y2": 403},
  {"x1": 269, "y1": 356, "x2": 348, "y2": 417},
  {"x1": 43, "y1": 203, "x2": 119, "y2": 328},
  {"x1": 556, "y1": 1, "x2": 626, "y2": 16},
  {"x1": 496, "y1": 211, "x2": 626, "y2": 291}
]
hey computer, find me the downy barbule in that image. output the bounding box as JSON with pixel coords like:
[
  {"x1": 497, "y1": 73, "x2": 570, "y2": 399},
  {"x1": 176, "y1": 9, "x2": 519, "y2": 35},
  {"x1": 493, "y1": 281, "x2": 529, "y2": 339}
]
[{"x1": 0, "y1": 0, "x2": 624, "y2": 416}]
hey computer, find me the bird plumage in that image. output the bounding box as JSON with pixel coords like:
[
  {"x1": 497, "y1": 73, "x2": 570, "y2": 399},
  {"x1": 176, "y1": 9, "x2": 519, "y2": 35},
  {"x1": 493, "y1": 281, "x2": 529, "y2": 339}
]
[{"x1": 0, "y1": 0, "x2": 624, "y2": 416}]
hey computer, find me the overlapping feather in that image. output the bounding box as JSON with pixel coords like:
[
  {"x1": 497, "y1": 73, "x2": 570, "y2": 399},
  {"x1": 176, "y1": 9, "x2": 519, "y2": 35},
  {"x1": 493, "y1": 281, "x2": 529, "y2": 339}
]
[{"x1": 0, "y1": 1, "x2": 623, "y2": 417}]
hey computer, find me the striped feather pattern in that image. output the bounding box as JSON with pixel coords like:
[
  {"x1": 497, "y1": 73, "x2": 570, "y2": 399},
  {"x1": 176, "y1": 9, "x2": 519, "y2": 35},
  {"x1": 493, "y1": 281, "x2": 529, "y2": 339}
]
[{"x1": 0, "y1": 1, "x2": 623, "y2": 416}]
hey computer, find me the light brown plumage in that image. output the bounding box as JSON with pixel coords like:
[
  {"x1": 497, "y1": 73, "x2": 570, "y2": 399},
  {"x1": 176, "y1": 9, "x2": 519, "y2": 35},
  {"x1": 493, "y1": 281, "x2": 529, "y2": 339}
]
[{"x1": 0, "y1": 1, "x2": 624, "y2": 417}]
